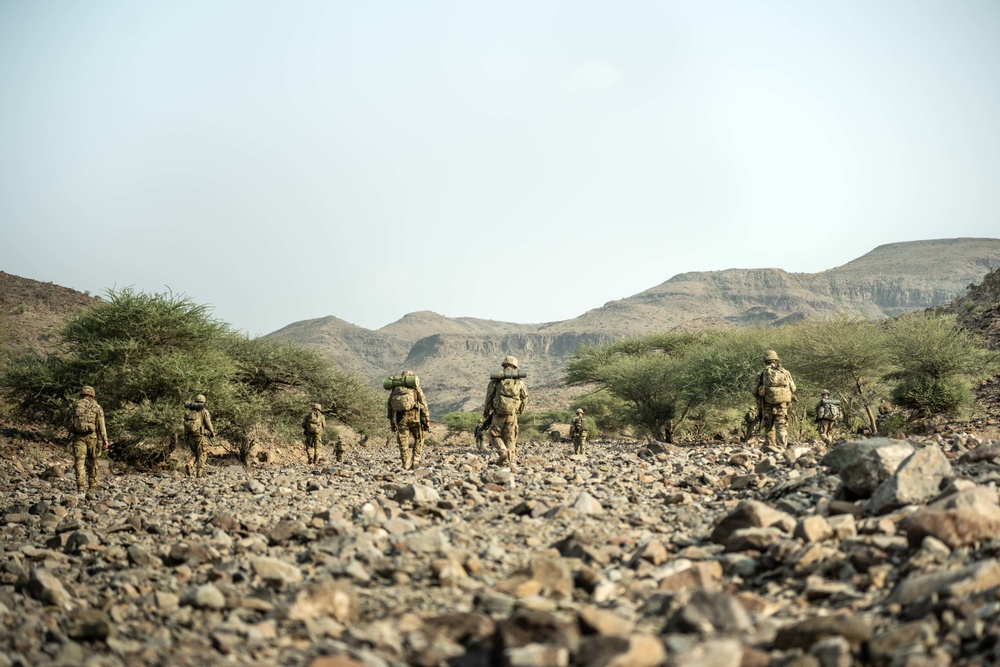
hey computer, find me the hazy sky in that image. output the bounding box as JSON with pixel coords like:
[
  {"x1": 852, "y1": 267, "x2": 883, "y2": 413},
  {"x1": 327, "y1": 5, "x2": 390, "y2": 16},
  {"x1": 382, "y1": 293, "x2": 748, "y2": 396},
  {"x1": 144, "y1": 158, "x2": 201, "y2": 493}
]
[{"x1": 2, "y1": 1, "x2": 998, "y2": 335}]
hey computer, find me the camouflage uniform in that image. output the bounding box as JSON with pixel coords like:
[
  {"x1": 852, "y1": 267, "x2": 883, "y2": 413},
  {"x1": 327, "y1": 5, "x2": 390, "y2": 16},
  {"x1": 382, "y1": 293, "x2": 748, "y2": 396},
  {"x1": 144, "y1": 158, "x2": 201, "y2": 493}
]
[
  {"x1": 570, "y1": 409, "x2": 588, "y2": 455},
  {"x1": 183, "y1": 395, "x2": 215, "y2": 477},
  {"x1": 68, "y1": 386, "x2": 109, "y2": 491},
  {"x1": 334, "y1": 437, "x2": 346, "y2": 463},
  {"x1": 302, "y1": 403, "x2": 326, "y2": 464},
  {"x1": 387, "y1": 371, "x2": 429, "y2": 470},
  {"x1": 814, "y1": 391, "x2": 837, "y2": 445},
  {"x1": 483, "y1": 356, "x2": 529, "y2": 469},
  {"x1": 754, "y1": 350, "x2": 796, "y2": 450}
]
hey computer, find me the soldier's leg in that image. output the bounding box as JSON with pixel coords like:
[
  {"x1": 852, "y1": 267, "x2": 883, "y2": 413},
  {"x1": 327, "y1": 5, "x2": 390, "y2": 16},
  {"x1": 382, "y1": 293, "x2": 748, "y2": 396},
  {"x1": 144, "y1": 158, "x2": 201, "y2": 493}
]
[
  {"x1": 72, "y1": 437, "x2": 87, "y2": 491},
  {"x1": 396, "y1": 429, "x2": 411, "y2": 469},
  {"x1": 775, "y1": 408, "x2": 789, "y2": 449},
  {"x1": 762, "y1": 411, "x2": 777, "y2": 449},
  {"x1": 185, "y1": 436, "x2": 196, "y2": 476},
  {"x1": 580, "y1": 435, "x2": 587, "y2": 455},
  {"x1": 195, "y1": 437, "x2": 207, "y2": 477},
  {"x1": 489, "y1": 420, "x2": 510, "y2": 464},
  {"x1": 507, "y1": 420, "x2": 519, "y2": 462},
  {"x1": 411, "y1": 423, "x2": 424, "y2": 467},
  {"x1": 86, "y1": 436, "x2": 99, "y2": 488}
]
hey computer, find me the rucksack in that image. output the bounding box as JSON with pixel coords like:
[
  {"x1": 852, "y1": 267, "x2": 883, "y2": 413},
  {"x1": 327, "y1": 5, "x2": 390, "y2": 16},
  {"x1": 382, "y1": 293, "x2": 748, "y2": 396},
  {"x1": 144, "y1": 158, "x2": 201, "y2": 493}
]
[
  {"x1": 305, "y1": 412, "x2": 322, "y2": 434},
  {"x1": 761, "y1": 367, "x2": 793, "y2": 404},
  {"x1": 389, "y1": 385, "x2": 417, "y2": 412},
  {"x1": 70, "y1": 399, "x2": 97, "y2": 435},
  {"x1": 817, "y1": 398, "x2": 842, "y2": 421},
  {"x1": 184, "y1": 408, "x2": 205, "y2": 437},
  {"x1": 492, "y1": 378, "x2": 522, "y2": 416}
]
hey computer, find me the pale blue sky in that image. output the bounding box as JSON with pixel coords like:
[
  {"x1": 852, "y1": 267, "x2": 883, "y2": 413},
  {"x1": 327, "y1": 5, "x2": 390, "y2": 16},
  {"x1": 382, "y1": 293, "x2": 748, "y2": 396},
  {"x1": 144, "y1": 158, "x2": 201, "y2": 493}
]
[{"x1": 2, "y1": 1, "x2": 998, "y2": 335}]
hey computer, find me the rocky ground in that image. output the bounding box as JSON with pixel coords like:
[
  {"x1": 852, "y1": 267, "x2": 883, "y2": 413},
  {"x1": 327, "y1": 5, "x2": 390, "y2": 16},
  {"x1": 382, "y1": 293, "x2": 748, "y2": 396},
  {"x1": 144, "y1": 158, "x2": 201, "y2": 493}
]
[{"x1": 5, "y1": 429, "x2": 1000, "y2": 667}]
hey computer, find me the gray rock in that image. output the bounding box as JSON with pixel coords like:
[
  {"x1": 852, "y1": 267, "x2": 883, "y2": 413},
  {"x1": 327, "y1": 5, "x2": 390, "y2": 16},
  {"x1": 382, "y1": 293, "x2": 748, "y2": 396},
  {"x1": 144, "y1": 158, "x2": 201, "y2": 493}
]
[
  {"x1": 25, "y1": 568, "x2": 73, "y2": 609},
  {"x1": 180, "y1": 583, "x2": 227, "y2": 610},
  {"x1": 870, "y1": 446, "x2": 953, "y2": 515}
]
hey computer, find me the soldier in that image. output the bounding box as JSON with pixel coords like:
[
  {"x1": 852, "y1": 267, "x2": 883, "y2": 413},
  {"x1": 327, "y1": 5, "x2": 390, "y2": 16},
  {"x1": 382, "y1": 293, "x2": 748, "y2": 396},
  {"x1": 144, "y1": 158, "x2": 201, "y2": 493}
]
[
  {"x1": 814, "y1": 390, "x2": 841, "y2": 445},
  {"x1": 753, "y1": 350, "x2": 797, "y2": 451},
  {"x1": 570, "y1": 408, "x2": 588, "y2": 455},
  {"x1": 183, "y1": 394, "x2": 215, "y2": 477},
  {"x1": 334, "y1": 437, "x2": 346, "y2": 463},
  {"x1": 67, "y1": 385, "x2": 110, "y2": 491},
  {"x1": 483, "y1": 355, "x2": 529, "y2": 470},
  {"x1": 741, "y1": 406, "x2": 759, "y2": 443},
  {"x1": 387, "y1": 370, "x2": 430, "y2": 470},
  {"x1": 302, "y1": 403, "x2": 326, "y2": 464},
  {"x1": 474, "y1": 418, "x2": 486, "y2": 451}
]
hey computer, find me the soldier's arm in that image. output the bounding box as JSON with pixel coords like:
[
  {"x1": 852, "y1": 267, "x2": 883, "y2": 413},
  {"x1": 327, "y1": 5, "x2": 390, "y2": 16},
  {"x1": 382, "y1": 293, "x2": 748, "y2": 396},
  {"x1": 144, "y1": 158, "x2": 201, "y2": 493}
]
[
  {"x1": 483, "y1": 381, "x2": 497, "y2": 418},
  {"x1": 204, "y1": 410, "x2": 216, "y2": 437},
  {"x1": 416, "y1": 387, "x2": 430, "y2": 419},
  {"x1": 788, "y1": 374, "x2": 797, "y2": 394},
  {"x1": 386, "y1": 400, "x2": 394, "y2": 423},
  {"x1": 518, "y1": 383, "x2": 529, "y2": 414},
  {"x1": 97, "y1": 405, "x2": 109, "y2": 446}
]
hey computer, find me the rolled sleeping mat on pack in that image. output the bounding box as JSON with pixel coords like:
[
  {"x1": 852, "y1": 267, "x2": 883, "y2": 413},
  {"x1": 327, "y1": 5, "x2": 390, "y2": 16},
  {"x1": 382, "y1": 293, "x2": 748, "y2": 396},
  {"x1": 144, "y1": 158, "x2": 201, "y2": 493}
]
[
  {"x1": 490, "y1": 369, "x2": 527, "y2": 380},
  {"x1": 383, "y1": 374, "x2": 419, "y2": 390}
]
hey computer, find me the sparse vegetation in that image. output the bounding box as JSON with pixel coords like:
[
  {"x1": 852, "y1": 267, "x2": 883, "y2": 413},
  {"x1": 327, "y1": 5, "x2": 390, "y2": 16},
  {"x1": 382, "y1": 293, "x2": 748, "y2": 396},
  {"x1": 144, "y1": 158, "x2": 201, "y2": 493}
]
[
  {"x1": 0, "y1": 287, "x2": 385, "y2": 467},
  {"x1": 564, "y1": 314, "x2": 996, "y2": 441}
]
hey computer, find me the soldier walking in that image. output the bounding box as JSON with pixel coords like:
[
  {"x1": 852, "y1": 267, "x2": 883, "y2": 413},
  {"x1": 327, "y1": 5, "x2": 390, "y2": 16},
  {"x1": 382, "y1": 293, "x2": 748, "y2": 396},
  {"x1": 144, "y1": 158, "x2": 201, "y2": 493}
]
[
  {"x1": 183, "y1": 394, "x2": 215, "y2": 477},
  {"x1": 753, "y1": 350, "x2": 796, "y2": 451},
  {"x1": 814, "y1": 390, "x2": 841, "y2": 445},
  {"x1": 387, "y1": 370, "x2": 430, "y2": 470},
  {"x1": 483, "y1": 356, "x2": 529, "y2": 470},
  {"x1": 302, "y1": 403, "x2": 326, "y2": 464},
  {"x1": 570, "y1": 408, "x2": 588, "y2": 455},
  {"x1": 67, "y1": 385, "x2": 110, "y2": 491}
]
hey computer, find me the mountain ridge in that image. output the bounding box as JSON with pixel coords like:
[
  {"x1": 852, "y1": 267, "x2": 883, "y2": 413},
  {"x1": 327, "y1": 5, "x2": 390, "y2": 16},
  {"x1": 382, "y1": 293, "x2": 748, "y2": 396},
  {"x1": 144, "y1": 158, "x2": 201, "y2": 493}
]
[{"x1": 268, "y1": 237, "x2": 1000, "y2": 414}]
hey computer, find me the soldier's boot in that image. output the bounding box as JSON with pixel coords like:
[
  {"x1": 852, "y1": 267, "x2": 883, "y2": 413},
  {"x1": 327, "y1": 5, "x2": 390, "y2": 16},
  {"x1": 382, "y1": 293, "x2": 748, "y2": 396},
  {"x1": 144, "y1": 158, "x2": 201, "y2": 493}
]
[
  {"x1": 776, "y1": 428, "x2": 789, "y2": 449},
  {"x1": 495, "y1": 444, "x2": 510, "y2": 467},
  {"x1": 401, "y1": 448, "x2": 412, "y2": 471}
]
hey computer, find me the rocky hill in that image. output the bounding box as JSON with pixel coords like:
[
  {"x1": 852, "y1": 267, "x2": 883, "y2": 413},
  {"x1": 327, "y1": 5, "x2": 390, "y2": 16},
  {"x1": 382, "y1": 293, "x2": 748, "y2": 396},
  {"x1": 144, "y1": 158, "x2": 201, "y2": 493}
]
[
  {"x1": 0, "y1": 271, "x2": 96, "y2": 356},
  {"x1": 270, "y1": 238, "x2": 1000, "y2": 414}
]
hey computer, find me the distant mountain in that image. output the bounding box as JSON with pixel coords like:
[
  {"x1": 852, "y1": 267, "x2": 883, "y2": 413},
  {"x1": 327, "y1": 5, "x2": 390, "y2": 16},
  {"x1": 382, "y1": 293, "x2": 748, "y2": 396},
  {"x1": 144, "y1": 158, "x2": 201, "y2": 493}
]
[
  {"x1": 5, "y1": 238, "x2": 999, "y2": 418},
  {"x1": 267, "y1": 238, "x2": 1000, "y2": 414}
]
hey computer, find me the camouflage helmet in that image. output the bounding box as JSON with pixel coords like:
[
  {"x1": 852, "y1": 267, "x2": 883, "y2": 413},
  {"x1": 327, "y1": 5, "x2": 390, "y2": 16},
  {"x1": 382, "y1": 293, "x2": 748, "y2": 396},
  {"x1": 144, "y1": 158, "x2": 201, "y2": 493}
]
[
  {"x1": 313, "y1": 403, "x2": 322, "y2": 411},
  {"x1": 81, "y1": 385, "x2": 95, "y2": 397},
  {"x1": 576, "y1": 408, "x2": 584, "y2": 414},
  {"x1": 195, "y1": 394, "x2": 207, "y2": 404},
  {"x1": 502, "y1": 355, "x2": 519, "y2": 368},
  {"x1": 401, "y1": 370, "x2": 415, "y2": 377},
  {"x1": 820, "y1": 389, "x2": 830, "y2": 396},
  {"x1": 763, "y1": 350, "x2": 780, "y2": 363}
]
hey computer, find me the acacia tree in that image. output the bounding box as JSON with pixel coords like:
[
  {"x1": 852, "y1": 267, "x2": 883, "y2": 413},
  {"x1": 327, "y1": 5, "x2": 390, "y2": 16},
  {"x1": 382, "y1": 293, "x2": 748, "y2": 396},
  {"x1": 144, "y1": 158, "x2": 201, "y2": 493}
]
[
  {"x1": 787, "y1": 318, "x2": 894, "y2": 433},
  {"x1": 888, "y1": 313, "x2": 995, "y2": 418},
  {"x1": 565, "y1": 334, "x2": 705, "y2": 441}
]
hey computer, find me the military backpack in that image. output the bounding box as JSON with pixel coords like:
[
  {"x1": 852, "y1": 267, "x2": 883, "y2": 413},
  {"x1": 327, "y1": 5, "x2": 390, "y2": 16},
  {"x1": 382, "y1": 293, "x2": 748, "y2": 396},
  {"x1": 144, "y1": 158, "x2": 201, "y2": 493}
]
[
  {"x1": 184, "y1": 407, "x2": 205, "y2": 437},
  {"x1": 389, "y1": 385, "x2": 418, "y2": 413},
  {"x1": 492, "y1": 378, "x2": 523, "y2": 416},
  {"x1": 761, "y1": 367, "x2": 793, "y2": 405},
  {"x1": 817, "y1": 398, "x2": 842, "y2": 421},
  {"x1": 70, "y1": 399, "x2": 97, "y2": 435},
  {"x1": 305, "y1": 413, "x2": 322, "y2": 434}
]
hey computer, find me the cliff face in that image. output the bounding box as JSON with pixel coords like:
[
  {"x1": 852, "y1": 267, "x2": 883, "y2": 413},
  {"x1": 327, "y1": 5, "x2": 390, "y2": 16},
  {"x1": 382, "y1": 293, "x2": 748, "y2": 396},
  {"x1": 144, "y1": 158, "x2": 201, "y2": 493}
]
[{"x1": 270, "y1": 238, "x2": 1000, "y2": 414}]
